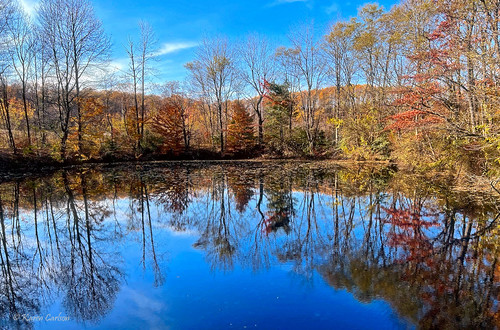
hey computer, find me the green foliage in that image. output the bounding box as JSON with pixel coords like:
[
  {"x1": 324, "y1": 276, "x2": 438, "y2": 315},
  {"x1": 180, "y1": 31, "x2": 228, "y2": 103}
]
[
  {"x1": 263, "y1": 82, "x2": 295, "y2": 156},
  {"x1": 141, "y1": 130, "x2": 164, "y2": 154},
  {"x1": 287, "y1": 127, "x2": 310, "y2": 156}
]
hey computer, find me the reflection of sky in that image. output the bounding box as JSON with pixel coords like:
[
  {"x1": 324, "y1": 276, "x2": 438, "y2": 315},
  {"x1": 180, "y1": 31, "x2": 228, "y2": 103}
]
[
  {"x1": 40, "y1": 223, "x2": 406, "y2": 330},
  {"x1": 1, "y1": 162, "x2": 497, "y2": 329},
  {"x1": 16, "y1": 187, "x2": 419, "y2": 329}
]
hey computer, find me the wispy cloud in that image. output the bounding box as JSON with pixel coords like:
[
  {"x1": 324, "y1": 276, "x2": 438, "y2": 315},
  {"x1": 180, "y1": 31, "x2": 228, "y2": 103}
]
[
  {"x1": 325, "y1": 2, "x2": 339, "y2": 15},
  {"x1": 108, "y1": 58, "x2": 129, "y2": 73},
  {"x1": 154, "y1": 42, "x2": 197, "y2": 57},
  {"x1": 19, "y1": 0, "x2": 39, "y2": 17},
  {"x1": 267, "y1": 0, "x2": 309, "y2": 8}
]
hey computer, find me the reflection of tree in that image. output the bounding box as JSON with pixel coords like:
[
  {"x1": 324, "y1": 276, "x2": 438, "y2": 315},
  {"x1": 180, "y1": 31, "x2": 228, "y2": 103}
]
[
  {"x1": 0, "y1": 193, "x2": 40, "y2": 330},
  {"x1": 227, "y1": 171, "x2": 254, "y2": 214},
  {"x1": 263, "y1": 175, "x2": 295, "y2": 235},
  {"x1": 128, "y1": 172, "x2": 165, "y2": 287},
  {"x1": 60, "y1": 172, "x2": 122, "y2": 323},
  {"x1": 318, "y1": 185, "x2": 500, "y2": 329},
  {"x1": 265, "y1": 172, "x2": 332, "y2": 280},
  {"x1": 0, "y1": 162, "x2": 498, "y2": 328},
  {"x1": 153, "y1": 168, "x2": 192, "y2": 215},
  {"x1": 141, "y1": 177, "x2": 165, "y2": 287},
  {"x1": 194, "y1": 170, "x2": 238, "y2": 272}
]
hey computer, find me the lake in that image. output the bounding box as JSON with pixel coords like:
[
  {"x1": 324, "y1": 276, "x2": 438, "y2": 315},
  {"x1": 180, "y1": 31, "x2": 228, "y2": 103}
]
[{"x1": 0, "y1": 161, "x2": 498, "y2": 329}]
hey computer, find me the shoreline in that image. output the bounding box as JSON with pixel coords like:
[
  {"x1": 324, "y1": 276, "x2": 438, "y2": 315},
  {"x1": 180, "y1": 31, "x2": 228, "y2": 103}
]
[{"x1": 0, "y1": 155, "x2": 392, "y2": 182}]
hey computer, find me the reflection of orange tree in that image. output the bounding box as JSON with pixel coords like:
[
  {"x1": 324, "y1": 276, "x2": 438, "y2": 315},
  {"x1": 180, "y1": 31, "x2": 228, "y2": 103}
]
[
  {"x1": 152, "y1": 168, "x2": 192, "y2": 215},
  {"x1": 227, "y1": 170, "x2": 254, "y2": 213},
  {"x1": 383, "y1": 206, "x2": 439, "y2": 263}
]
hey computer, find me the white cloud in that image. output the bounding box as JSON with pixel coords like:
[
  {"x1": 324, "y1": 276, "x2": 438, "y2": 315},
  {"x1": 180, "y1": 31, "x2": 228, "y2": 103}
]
[
  {"x1": 154, "y1": 42, "x2": 197, "y2": 57},
  {"x1": 107, "y1": 58, "x2": 129, "y2": 73},
  {"x1": 268, "y1": 0, "x2": 309, "y2": 7},
  {"x1": 19, "y1": 0, "x2": 39, "y2": 17}
]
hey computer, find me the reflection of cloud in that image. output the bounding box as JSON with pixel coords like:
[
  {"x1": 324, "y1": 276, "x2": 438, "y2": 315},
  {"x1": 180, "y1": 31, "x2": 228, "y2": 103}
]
[
  {"x1": 268, "y1": 0, "x2": 309, "y2": 7},
  {"x1": 124, "y1": 288, "x2": 170, "y2": 329},
  {"x1": 154, "y1": 42, "x2": 197, "y2": 57},
  {"x1": 20, "y1": 0, "x2": 39, "y2": 16}
]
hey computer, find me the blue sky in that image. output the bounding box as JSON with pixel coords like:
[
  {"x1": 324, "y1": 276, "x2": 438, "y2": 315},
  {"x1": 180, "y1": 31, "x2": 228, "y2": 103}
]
[{"x1": 21, "y1": 0, "x2": 398, "y2": 82}]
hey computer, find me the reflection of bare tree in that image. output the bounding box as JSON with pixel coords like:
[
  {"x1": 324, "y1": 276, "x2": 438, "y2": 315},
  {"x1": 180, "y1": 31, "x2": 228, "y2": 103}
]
[
  {"x1": 194, "y1": 170, "x2": 237, "y2": 272},
  {"x1": 126, "y1": 172, "x2": 166, "y2": 287},
  {"x1": 141, "y1": 176, "x2": 164, "y2": 287},
  {"x1": 0, "y1": 194, "x2": 40, "y2": 330},
  {"x1": 249, "y1": 174, "x2": 271, "y2": 271},
  {"x1": 0, "y1": 162, "x2": 498, "y2": 328},
  {"x1": 60, "y1": 172, "x2": 122, "y2": 323}
]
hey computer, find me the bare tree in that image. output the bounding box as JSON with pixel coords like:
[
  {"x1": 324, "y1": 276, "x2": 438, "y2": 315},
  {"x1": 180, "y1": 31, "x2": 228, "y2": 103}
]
[
  {"x1": 186, "y1": 37, "x2": 240, "y2": 154},
  {"x1": 239, "y1": 34, "x2": 275, "y2": 147},
  {"x1": 32, "y1": 26, "x2": 51, "y2": 147},
  {"x1": 0, "y1": 0, "x2": 16, "y2": 153},
  {"x1": 38, "y1": 0, "x2": 110, "y2": 160},
  {"x1": 8, "y1": 6, "x2": 35, "y2": 145},
  {"x1": 324, "y1": 21, "x2": 357, "y2": 144},
  {"x1": 125, "y1": 21, "x2": 157, "y2": 154},
  {"x1": 125, "y1": 37, "x2": 141, "y2": 152},
  {"x1": 284, "y1": 23, "x2": 327, "y2": 154}
]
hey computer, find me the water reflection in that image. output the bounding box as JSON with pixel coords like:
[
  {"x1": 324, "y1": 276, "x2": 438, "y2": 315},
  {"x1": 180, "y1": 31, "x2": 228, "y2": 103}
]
[{"x1": 0, "y1": 162, "x2": 498, "y2": 329}]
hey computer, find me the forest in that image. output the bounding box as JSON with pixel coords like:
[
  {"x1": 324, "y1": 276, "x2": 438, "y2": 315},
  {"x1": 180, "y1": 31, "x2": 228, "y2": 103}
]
[{"x1": 0, "y1": 0, "x2": 499, "y2": 180}]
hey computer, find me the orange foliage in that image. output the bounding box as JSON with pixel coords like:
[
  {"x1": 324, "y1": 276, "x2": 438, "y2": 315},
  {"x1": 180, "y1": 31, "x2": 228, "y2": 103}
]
[
  {"x1": 226, "y1": 101, "x2": 255, "y2": 153},
  {"x1": 152, "y1": 100, "x2": 185, "y2": 154}
]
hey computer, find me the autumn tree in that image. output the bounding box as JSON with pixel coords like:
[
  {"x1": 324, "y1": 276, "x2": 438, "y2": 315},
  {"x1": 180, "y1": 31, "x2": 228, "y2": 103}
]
[
  {"x1": 152, "y1": 100, "x2": 185, "y2": 155},
  {"x1": 226, "y1": 101, "x2": 254, "y2": 153},
  {"x1": 157, "y1": 81, "x2": 193, "y2": 152},
  {"x1": 78, "y1": 96, "x2": 106, "y2": 158}
]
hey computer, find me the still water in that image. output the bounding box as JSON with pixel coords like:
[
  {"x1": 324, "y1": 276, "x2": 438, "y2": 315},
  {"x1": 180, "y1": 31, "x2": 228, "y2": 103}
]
[{"x1": 0, "y1": 161, "x2": 498, "y2": 329}]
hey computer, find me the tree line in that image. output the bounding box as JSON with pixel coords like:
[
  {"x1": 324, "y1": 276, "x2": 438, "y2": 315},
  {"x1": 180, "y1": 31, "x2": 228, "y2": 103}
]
[{"x1": 0, "y1": 0, "x2": 499, "y2": 177}]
